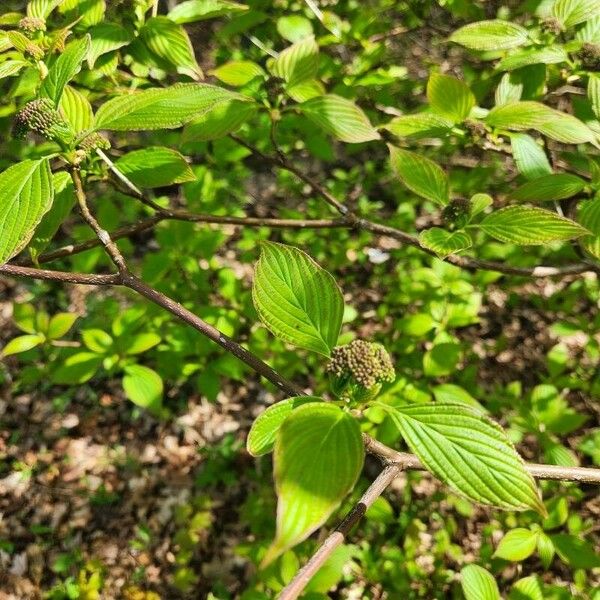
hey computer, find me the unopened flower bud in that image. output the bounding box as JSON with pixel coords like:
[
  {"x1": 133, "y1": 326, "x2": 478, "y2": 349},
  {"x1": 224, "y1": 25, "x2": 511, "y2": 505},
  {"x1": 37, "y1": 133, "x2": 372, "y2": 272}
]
[
  {"x1": 24, "y1": 42, "x2": 45, "y2": 61},
  {"x1": 79, "y1": 132, "x2": 111, "y2": 154},
  {"x1": 541, "y1": 16, "x2": 563, "y2": 35},
  {"x1": 327, "y1": 340, "x2": 395, "y2": 403},
  {"x1": 578, "y1": 43, "x2": 600, "y2": 70},
  {"x1": 13, "y1": 98, "x2": 73, "y2": 144},
  {"x1": 442, "y1": 198, "x2": 471, "y2": 229}
]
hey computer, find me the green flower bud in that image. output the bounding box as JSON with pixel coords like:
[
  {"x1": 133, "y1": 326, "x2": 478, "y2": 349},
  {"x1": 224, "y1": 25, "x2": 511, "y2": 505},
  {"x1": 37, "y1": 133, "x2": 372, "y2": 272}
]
[
  {"x1": 442, "y1": 198, "x2": 471, "y2": 229},
  {"x1": 24, "y1": 42, "x2": 45, "y2": 61},
  {"x1": 12, "y1": 98, "x2": 73, "y2": 144},
  {"x1": 19, "y1": 16, "x2": 46, "y2": 36},
  {"x1": 79, "y1": 132, "x2": 111, "y2": 154},
  {"x1": 327, "y1": 340, "x2": 395, "y2": 403}
]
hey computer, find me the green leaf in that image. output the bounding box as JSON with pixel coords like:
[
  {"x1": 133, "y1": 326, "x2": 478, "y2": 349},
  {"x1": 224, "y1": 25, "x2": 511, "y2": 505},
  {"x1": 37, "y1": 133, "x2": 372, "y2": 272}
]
[
  {"x1": 380, "y1": 402, "x2": 545, "y2": 514},
  {"x1": 496, "y1": 47, "x2": 568, "y2": 71},
  {"x1": 125, "y1": 333, "x2": 161, "y2": 355},
  {"x1": 29, "y1": 171, "x2": 75, "y2": 262},
  {"x1": 509, "y1": 576, "x2": 544, "y2": 600},
  {"x1": 0, "y1": 59, "x2": 29, "y2": 80},
  {"x1": 287, "y1": 79, "x2": 325, "y2": 102},
  {"x1": 383, "y1": 113, "x2": 454, "y2": 139},
  {"x1": 470, "y1": 192, "x2": 493, "y2": 217},
  {"x1": 510, "y1": 133, "x2": 553, "y2": 180},
  {"x1": 141, "y1": 17, "x2": 202, "y2": 80},
  {"x1": 211, "y1": 60, "x2": 265, "y2": 86},
  {"x1": 423, "y1": 342, "x2": 461, "y2": 376},
  {"x1": 47, "y1": 313, "x2": 78, "y2": 340},
  {"x1": 94, "y1": 84, "x2": 241, "y2": 131},
  {"x1": 115, "y1": 147, "x2": 196, "y2": 188},
  {"x1": 52, "y1": 352, "x2": 102, "y2": 384},
  {"x1": 247, "y1": 396, "x2": 322, "y2": 456},
  {"x1": 182, "y1": 99, "x2": 257, "y2": 142},
  {"x1": 427, "y1": 73, "x2": 475, "y2": 123},
  {"x1": 486, "y1": 101, "x2": 597, "y2": 145},
  {"x1": 40, "y1": 35, "x2": 90, "y2": 105},
  {"x1": 252, "y1": 242, "x2": 344, "y2": 356},
  {"x1": 13, "y1": 304, "x2": 36, "y2": 334},
  {"x1": 480, "y1": 206, "x2": 589, "y2": 244},
  {"x1": 509, "y1": 174, "x2": 586, "y2": 202},
  {"x1": 551, "y1": 534, "x2": 600, "y2": 569},
  {"x1": 589, "y1": 73, "x2": 600, "y2": 119},
  {"x1": 460, "y1": 565, "x2": 501, "y2": 600},
  {"x1": 28, "y1": 0, "x2": 63, "y2": 18},
  {"x1": 60, "y1": 85, "x2": 94, "y2": 133},
  {"x1": 122, "y1": 365, "x2": 164, "y2": 414},
  {"x1": 60, "y1": 0, "x2": 105, "y2": 27},
  {"x1": 552, "y1": 0, "x2": 600, "y2": 29},
  {"x1": 264, "y1": 403, "x2": 363, "y2": 565},
  {"x1": 298, "y1": 95, "x2": 380, "y2": 143},
  {"x1": 277, "y1": 15, "x2": 314, "y2": 43},
  {"x1": 419, "y1": 228, "x2": 472, "y2": 258},
  {"x1": 271, "y1": 35, "x2": 319, "y2": 88},
  {"x1": 1, "y1": 334, "x2": 44, "y2": 357},
  {"x1": 0, "y1": 159, "x2": 54, "y2": 266},
  {"x1": 578, "y1": 198, "x2": 600, "y2": 259},
  {"x1": 168, "y1": 0, "x2": 248, "y2": 24},
  {"x1": 389, "y1": 146, "x2": 449, "y2": 205},
  {"x1": 449, "y1": 20, "x2": 529, "y2": 51},
  {"x1": 495, "y1": 72, "x2": 523, "y2": 106},
  {"x1": 87, "y1": 23, "x2": 132, "y2": 69},
  {"x1": 494, "y1": 528, "x2": 539, "y2": 561},
  {"x1": 537, "y1": 532, "x2": 555, "y2": 569},
  {"x1": 82, "y1": 328, "x2": 113, "y2": 353}
]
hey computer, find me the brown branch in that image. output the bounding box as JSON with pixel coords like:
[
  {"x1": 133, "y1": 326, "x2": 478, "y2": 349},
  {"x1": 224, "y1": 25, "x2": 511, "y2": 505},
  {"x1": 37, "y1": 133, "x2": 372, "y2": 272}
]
[
  {"x1": 278, "y1": 464, "x2": 404, "y2": 600},
  {"x1": 25, "y1": 213, "x2": 346, "y2": 266},
  {"x1": 363, "y1": 435, "x2": 600, "y2": 484},
  {"x1": 71, "y1": 167, "x2": 128, "y2": 273},
  {"x1": 231, "y1": 136, "x2": 600, "y2": 278},
  {"x1": 0, "y1": 264, "x2": 120, "y2": 286}
]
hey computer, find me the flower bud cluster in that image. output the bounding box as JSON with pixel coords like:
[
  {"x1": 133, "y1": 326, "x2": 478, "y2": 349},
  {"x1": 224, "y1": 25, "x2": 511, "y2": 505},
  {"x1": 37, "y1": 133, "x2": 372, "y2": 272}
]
[
  {"x1": 19, "y1": 16, "x2": 46, "y2": 36},
  {"x1": 442, "y1": 198, "x2": 471, "y2": 228},
  {"x1": 327, "y1": 340, "x2": 395, "y2": 391},
  {"x1": 579, "y1": 43, "x2": 600, "y2": 71},
  {"x1": 79, "y1": 132, "x2": 111, "y2": 154},
  {"x1": 13, "y1": 98, "x2": 72, "y2": 143}
]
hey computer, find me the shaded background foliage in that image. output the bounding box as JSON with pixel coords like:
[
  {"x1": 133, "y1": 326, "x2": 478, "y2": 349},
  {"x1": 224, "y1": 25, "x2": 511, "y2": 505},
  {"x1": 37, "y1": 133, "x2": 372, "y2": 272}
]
[{"x1": 0, "y1": 0, "x2": 599, "y2": 598}]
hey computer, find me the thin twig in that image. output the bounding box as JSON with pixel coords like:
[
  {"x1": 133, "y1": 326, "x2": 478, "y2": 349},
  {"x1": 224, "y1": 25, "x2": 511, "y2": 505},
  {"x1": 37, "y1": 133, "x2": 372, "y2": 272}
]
[
  {"x1": 230, "y1": 136, "x2": 600, "y2": 277},
  {"x1": 71, "y1": 167, "x2": 128, "y2": 273},
  {"x1": 279, "y1": 464, "x2": 404, "y2": 600},
  {"x1": 0, "y1": 264, "x2": 120, "y2": 286},
  {"x1": 363, "y1": 435, "x2": 600, "y2": 484},
  {"x1": 23, "y1": 214, "x2": 346, "y2": 266}
]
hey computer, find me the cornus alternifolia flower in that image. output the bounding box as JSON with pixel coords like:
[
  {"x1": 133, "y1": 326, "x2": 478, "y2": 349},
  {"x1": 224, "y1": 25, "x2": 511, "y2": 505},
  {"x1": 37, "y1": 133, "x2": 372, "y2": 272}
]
[
  {"x1": 18, "y1": 16, "x2": 46, "y2": 36},
  {"x1": 13, "y1": 98, "x2": 73, "y2": 144},
  {"x1": 327, "y1": 339, "x2": 395, "y2": 402}
]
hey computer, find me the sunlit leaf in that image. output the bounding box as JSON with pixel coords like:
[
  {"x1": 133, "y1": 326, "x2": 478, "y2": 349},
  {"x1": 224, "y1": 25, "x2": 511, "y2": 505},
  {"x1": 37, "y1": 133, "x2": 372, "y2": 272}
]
[{"x1": 252, "y1": 242, "x2": 344, "y2": 356}]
